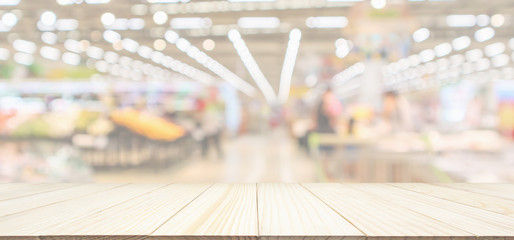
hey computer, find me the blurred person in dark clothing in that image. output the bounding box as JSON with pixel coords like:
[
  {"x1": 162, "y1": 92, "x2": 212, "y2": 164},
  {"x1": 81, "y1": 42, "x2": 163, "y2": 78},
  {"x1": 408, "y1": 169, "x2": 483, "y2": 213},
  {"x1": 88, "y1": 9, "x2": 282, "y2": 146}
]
[{"x1": 314, "y1": 88, "x2": 342, "y2": 155}]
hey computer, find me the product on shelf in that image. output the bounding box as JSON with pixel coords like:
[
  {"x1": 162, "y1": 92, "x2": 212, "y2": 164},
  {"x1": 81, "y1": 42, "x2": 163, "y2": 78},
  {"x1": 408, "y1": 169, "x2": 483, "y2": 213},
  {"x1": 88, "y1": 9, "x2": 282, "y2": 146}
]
[
  {"x1": 110, "y1": 109, "x2": 185, "y2": 141},
  {"x1": 75, "y1": 111, "x2": 101, "y2": 132},
  {"x1": 87, "y1": 117, "x2": 114, "y2": 136}
]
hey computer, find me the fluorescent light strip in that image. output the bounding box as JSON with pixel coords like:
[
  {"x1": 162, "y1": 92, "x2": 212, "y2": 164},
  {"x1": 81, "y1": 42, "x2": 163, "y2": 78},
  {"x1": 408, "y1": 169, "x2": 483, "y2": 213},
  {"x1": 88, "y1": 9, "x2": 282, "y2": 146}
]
[
  {"x1": 228, "y1": 29, "x2": 276, "y2": 103},
  {"x1": 332, "y1": 62, "x2": 365, "y2": 86},
  {"x1": 278, "y1": 28, "x2": 302, "y2": 104},
  {"x1": 163, "y1": 30, "x2": 256, "y2": 96},
  {"x1": 112, "y1": 31, "x2": 215, "y2": 85},
  {"x1": 0, "y1": 0, "x2": 20, "y2": 6}
]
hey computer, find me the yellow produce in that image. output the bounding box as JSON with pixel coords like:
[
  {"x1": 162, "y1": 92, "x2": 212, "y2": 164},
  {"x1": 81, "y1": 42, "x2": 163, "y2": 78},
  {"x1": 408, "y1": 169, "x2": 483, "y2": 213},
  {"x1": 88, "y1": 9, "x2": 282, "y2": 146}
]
[{"x1": 110, "y1": 109, "x2": 185, "y2": 141}]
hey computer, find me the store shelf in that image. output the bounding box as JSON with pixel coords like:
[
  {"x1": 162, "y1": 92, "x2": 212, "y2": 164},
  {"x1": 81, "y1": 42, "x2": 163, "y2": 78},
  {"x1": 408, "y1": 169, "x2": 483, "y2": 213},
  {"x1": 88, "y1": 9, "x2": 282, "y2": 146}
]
[{"x1": 0, "y1": 183, "x2": 513, "y2": 240}]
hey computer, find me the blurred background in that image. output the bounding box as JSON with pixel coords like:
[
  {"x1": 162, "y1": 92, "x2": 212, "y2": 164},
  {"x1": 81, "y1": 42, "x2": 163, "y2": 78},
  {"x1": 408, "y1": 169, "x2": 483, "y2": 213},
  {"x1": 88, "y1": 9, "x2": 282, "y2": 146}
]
[{"x1": 0, "y1": 0, "x2": 513, "y2": 183}]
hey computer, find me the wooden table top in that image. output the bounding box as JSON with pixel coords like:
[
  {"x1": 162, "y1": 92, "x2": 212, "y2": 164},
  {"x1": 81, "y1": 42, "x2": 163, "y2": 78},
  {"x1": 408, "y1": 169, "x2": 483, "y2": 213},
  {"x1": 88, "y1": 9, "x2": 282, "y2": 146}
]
[{"x1": 0, "y1": 183, "x2": 513, "y2": 240}]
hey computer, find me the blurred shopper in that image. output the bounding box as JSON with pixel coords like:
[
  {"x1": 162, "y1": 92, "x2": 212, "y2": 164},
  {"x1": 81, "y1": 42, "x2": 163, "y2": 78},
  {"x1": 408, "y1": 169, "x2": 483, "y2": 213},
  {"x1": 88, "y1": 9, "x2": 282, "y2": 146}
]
[
  {"x1": 382, "y1": 91, "x2": 412, "y2": 132},
  {"x1": 197, "y1": 89, "x2": 225, "y2": 159},
  {"x1": 314, "y1": 88, "x2": 342, "y2": 155}
]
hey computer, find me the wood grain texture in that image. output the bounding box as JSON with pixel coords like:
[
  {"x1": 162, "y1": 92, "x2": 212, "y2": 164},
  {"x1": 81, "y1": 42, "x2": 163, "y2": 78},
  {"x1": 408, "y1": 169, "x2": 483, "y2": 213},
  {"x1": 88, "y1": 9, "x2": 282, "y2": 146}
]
[
  {"x1": 0, "y1": 183, "x2": 80, "y2": 201},
  {"x1": 349, "y1": 184, "x2": 514, "y2": 236},
  {"x1": 302, "y1": 183, "x2": 471, "y2": 238},
  {"x1": 0, "y1": 183, "x2": 166, "y2": 237},
  {"x1": 391, "y1": 183, "x2": 514, "y2": 216},
  {"x1": 40, "y1": 184, "x2": 211, "y2": 236},
  {"x1": 0, "y1": 183, "x2": 124, "y2": 217},
  {"x1": 39, "y1": 236, "x2": 147, "y2": 240},
  {"x1": 436, "y1": 183, "x2": 514, "y2": 201},
  {"x1": 151, "y1": 183, "x2": 258, "y2": 239},
  {"x1": 0, "y1": 183, "x2": 513, "y2": 240},
  {"x1": 258, "y1": 183, "x2": 363, "y2": 240}
]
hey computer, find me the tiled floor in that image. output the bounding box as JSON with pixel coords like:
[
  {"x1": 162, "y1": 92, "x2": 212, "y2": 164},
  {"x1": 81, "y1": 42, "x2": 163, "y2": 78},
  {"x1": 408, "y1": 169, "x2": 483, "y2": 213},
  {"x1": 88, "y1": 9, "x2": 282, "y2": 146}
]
[
  {"x1": 94, "y1": 130, "x2": 318, "y2": 183},
  {"x1": 93, "y1": 130, "x2": 514, "y2": 183}
]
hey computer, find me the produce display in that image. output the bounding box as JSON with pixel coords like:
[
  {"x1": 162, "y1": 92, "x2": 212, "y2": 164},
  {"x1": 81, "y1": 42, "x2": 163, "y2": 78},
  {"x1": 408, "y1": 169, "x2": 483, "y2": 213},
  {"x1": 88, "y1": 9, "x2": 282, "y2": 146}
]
[{"x1": 110, "y1": 109, "x2": 185, "y2": 141}]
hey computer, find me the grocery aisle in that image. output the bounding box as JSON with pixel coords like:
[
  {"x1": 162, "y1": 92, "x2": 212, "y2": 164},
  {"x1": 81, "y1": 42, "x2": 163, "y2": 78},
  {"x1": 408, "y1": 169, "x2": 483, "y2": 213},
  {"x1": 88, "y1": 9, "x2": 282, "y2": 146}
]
[{"x1": 94, "y1": 129, "x2": 318, "y2": 183}]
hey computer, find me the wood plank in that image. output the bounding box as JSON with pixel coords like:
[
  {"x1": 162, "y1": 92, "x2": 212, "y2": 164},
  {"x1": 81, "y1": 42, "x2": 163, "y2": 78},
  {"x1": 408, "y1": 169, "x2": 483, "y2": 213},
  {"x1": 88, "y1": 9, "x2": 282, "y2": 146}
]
[
  {"x1": 0, "y1": 183, "x2": 166, "y2": 237},
  {"x1": 437, "y1": 183, "x2": 514, "y2": 201},
  {"x1": 39, "y1": 236, "x2": 146, "y2": 240},
  {"x1": 349, "y1": 184, "x2": 514, "y2": 237},
  {"x1": 258, "y1": 183, "x2": 363, "y2": 240},
  {"x1": 391, "y1": 183, "x2": 514, "y2": 216},
  {"x1": 40, "y1": 184, "x2": 210, "y2": 236},
  {"x1": 302, "y1": 183, "x2": 471, "y2": 238},
  {"x1": 0, "y1": 183, "x2": 124, "y2": 217},
  {"x1": 0, "y1": 183, "x2": 80, "y2": 201},
  {"x1": 151, "y1": 183, "x2": 258, "y2": 239}
]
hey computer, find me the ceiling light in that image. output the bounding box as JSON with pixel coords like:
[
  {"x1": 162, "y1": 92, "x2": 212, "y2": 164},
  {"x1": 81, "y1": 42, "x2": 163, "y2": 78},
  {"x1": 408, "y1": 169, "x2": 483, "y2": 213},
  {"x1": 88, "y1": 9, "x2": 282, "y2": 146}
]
[
  {"x1": 137, "y1": 45, "x2": 152, "y2": 59},
  {"x1": 474, "y1": 27, "x2": 494, "y2": 42},
  {"x1": 171, "y1": 18, "x2": 212, "y2": 29},
  {"x1": 450, "y1": 54, "x2": 465, "y2": 66},
  {"x1": 491, "y1": 54, "x2": 509, "y2": 68},
  {"x1": 40, "y1": 11, "x2": 57, "y2": 26},
  {"x1": 238, "y1": 17, "x2": 280, "y2": 29},
  {"x1": 451, "y1": 36, "x2": 470, "y2": 51},
  {"x1": 64, "y1": 39, "x2": 82, "y2": 53},
  {"x1": 446, "y1": 15, "x2": 476, "y2": 27},
  {"x1": 0, "y1": 48, "x2": 10, "y2": 61},
  {"x1": 306, "y1": 16, "x2": 348, "y2": 28},
  {"x1": 121, "y1": 38, "x2": 139, "y2": 53},
  {"x1": 86, "y1": 46, "x2": 104, "y2": 59},
  {"x1": 164, "y1": 30, "x2": 179, "y2": 44},
  {"x1": 55, "y1": 19, "x2": 78, "y2": 31},
  {"x1": 128, "y1": 18, "x2": 145, "y2": 30},
  {"x1": 85, "y1": 0, "x2": 110, "y2": 4},
  {"x1": 41, "y1": 32, "x2": 57, "y2": 45},
  {"x1": 153, "y1": 11, "x2": 168, "y2": 25},
  {"x1": 490, "y1": 14, "x2": 505, "y2": 27},
  {"x1": 228, "y1": 29, "x2": 276, "y2": 103},
  {"x1": 95, "y1": 60, "x2": 109, "y2": 73},
  {"x1": 40, "y1": 46, "x2": 61, "y2": 61},
  {"x1": 101, "y1": 12, "x2": 115, "y2": 26},
  {"x1": 476, "y1": 14, "x2": 489, "y2": 27},
  {"x1": 169, "y1": 31, "x2": 255, "y2": 95},
  {"x1": 475, "y1": 58, "x2": 490, "y2": 71},
  {"x1": 419, "y1": 49, "x2": 435, "y2": 63},
  {"x1": 1, "y1": 12, "x2": 18, "y2": 27},
  {"x1": 112, "y1": 41, "x2": 123, "y2": 51},
  {"x1": 370, "y1": 0, "x2": 386, "y2": 9},
  {"x1": 14, "y1": 52, "x2": 34, "y2": 66},
  {"x1": 408, "y1": 55, "x2": 420, "y2": 67},
  {"x1": 484, "y1": 42, "x2": 505, "y2": 57},
  {"x1": 13, "y1": 39, "x2": 36, "y2": 54},
  {"x1": 176, "y1": 38, "x2": 191, "y2": 52},
  {"x1": 202, "y1": 39, "x2": 215, "y2": 51},
  {"x1": 466, "y1": 49, "x2": 483, "y2": 62},
  {"x1": 0, "y1": 0, "x2": 20, "y2": 6},
  {"x1": 434, "y1": 42, "x2": 452, "y2": 57},
  {"x1": 278, "y1": 28, "x2": 302, "y2": 104},
  {"x1": 103, "y1": 30, "x2": 120, "y2": 43},
  {"x1": 104, "y1": 51, "x2": 118, "y2": 64},
  {"x1": 412, "y1": 27, "x2": 430, "y2": 42},
  {"x1": 150, "y1": 51, "x2": 164, "y2": 64},
  {"x1": 56, "y1": 0, "x2": 75, "y2": 5},
  {"x1": 153, "y1": 39, "x2": 166, "y2": 51}
]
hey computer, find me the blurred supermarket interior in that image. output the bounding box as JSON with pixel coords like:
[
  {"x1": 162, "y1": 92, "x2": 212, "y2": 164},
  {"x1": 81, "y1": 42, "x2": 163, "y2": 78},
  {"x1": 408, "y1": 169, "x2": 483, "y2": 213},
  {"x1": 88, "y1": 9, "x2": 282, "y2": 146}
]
[{"x1": 1, "y1": 0, "x2": 514, "y2": 183}]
